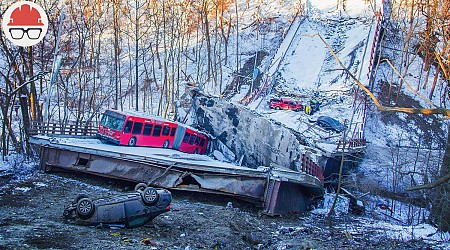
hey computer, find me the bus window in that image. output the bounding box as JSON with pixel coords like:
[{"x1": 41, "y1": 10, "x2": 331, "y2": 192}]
[
  {"x1": 189, "y1": 135, "x2": 196, "y2": 145},
  {"x1": 199, "y1": 138, "x2": 205, "y2": 146},
  {"x1": 100, "y1": 115, "x2": 107, "y2": 125},
  {"x1": 153, "y1": 125, "x2": 162, "y2": 136},
  {"x1": 195, "y1": 136, "x2": 200, "y2": 145},
  {"x1": 162, "y1": 126, "x2": 170, "y2": 136},
  {"x1": 143, "y1": 124, "x2": 153, "y2": 136},
  {"x1": 183, "y1": 133, "x2": 191, "y2": 143},
  {"x1": 170, "y1": 127, "x2": 177, "y2": 136},
  {"x1": 100, "y1": 111, "x2": 125, "y2": 131},
  {"x1": 132, "y1": 122, "x2": 143, "y2": 134},
  {"x1": 124, "y1": 121, "x2": 133, "y2": 133}
]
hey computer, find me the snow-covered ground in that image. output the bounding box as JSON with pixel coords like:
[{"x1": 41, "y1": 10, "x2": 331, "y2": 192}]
[{"x1": 313, "y1": 193, "x2": 449, "y2": 246}]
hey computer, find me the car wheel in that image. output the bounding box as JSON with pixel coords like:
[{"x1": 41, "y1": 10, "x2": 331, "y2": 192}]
[
  {"x1": 142, "y1": 187, "x2": 159, "y2": 206},
  {"x1": 163, "y1": 140, "x2": 170, "y2": 148},
  {"x1": 76, "y1": 198, "x2": 94, "y2": 218},
  {"x1": 134, "y1": 183, "x2": 148, "y2": 192},
  {"x1": 128, "y1": 137, "x2": 137, "y2": 146},
  {"x1": 275, "y1": 106, "x2": 281, "y2": 110}
]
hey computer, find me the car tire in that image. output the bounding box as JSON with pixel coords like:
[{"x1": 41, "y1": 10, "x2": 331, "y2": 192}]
[
  {"x1": 275, "y1": 106, "x2": 281, "y2": 110},
  {"x1": 128, "y1": 137, "x2": 137, "y2": 146},
  {"x1": 76, "y1": 198, "x2": 95, "y2": 218},
  {"x1": 142, "y1": 187, "x2": 159, "y2": 206},
  {"x1": 163, "y1": 140, "x2": 170, "y2": 148},
  {"x1": 134, "y1": 183, "x2": 148, "y2": 192}
]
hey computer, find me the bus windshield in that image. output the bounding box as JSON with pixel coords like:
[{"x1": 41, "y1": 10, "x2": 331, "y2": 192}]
[{"x1": 100, "y1": 113, "x2": 125, "y2": 131}]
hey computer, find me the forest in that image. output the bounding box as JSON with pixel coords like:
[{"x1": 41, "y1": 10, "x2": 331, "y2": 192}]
[{"x1": 1, "y1": 0, "x2": 450, "y2": 233}]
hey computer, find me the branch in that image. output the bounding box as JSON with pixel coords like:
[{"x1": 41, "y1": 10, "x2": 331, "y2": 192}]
[
  {"x1": 381, "y1": 58, "x2": 437, "y2": 108},
  {"x1": 434, "y1": 51, "x2": 449, "y2": 80},
  {"x1": 406, "y1": 173, "x2": 450, "y2": 191},
  {"x1": 8, "y1": 72, "x2": 49, "y2": 98},
  {"x1": 310, "y1": 33, "x2": 450, "y2": 118}
]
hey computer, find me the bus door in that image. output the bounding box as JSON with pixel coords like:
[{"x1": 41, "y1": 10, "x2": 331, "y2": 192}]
[
  {"x1": 172, "y1": 125, "x2": 185, "y2": 150},
  {"x1": 120, "y1": 120, "x2": 134, "y2": 145}
]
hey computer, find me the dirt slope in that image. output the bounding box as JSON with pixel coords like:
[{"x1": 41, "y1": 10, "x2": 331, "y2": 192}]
[{"x1": 0, "y1": 169, "x2": 437, "y2": 249}]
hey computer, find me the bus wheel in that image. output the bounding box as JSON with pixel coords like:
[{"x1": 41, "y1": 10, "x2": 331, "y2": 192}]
[
  {"x1": 193, "y1": 149, "x2": 198, "y2": 154},
  {"x1": 128, "y1": 137, "x2": 137, "y2": 146},
  {"x1": 163, "y1": 140, "x2": 170, "y2": 148}
]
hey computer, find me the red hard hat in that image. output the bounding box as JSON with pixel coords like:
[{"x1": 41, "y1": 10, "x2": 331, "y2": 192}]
[{"x1": 7, "y1": 4, "x2": 44, "y2": 26}]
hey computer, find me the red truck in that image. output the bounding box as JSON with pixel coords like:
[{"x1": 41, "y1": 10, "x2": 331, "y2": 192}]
[{"x1": 269, "y1": 98, "x2": 303, "y2": 111}]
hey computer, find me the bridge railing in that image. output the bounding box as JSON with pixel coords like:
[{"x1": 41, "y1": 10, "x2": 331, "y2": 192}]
[
  {"x1": 367, "y1": 11, "x2": 383, "y2": 88},
  {"x1": 300, "y1": 154, "x2": 324, "y2": 184},
  {"x1": 30, "y1": 122, "x2": 98, "y2": 136}
]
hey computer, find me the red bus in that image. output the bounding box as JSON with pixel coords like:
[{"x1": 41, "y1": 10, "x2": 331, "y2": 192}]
[{"x1": 96, "y1": 109, "x2": 209, "y2": 154}]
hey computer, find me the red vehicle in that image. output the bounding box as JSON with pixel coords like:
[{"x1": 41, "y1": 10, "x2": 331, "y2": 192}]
[
  {"x1": 269, "y1": 98, "x2": 303, "y2": 111},
  {"x1": 96, "y1": 109, "x2": 209, "y2": 154}
]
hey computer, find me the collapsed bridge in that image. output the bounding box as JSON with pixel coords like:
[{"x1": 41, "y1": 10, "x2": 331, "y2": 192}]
[{"x1": 30, "y1": 123, "x2": 324, "y2": 215}]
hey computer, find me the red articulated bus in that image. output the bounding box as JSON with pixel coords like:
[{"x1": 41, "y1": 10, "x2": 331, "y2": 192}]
[{"x1": 96, "y1": 109, "x2": 209, "y2": 154}]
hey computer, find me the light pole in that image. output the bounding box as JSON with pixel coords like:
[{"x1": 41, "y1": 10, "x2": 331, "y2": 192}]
[
  {"x1": 135, "y1": 0, "x2": 139, "y2": 111},
  {"x1": 44, "y1": 12, "x2": 65, "y2": 123}
]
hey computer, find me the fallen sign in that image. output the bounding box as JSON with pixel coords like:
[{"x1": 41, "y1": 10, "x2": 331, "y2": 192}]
[{"x1": 30, "y1": 135, "x2": 324, "y2": 215}]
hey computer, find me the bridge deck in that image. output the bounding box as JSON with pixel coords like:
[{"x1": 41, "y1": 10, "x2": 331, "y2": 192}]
[{"x1": 30, "y1": 136, "x2": 324, "y2": 215}]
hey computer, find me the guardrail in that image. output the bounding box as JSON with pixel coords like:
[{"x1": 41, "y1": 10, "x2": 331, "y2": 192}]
[
  {"x1": 30, "y1": 122, "x2": 98, "y2": 136},
  {"x1": 300, "y1": 154, "x2": 324, "y2": 184},
  {"x1": 336, "y1": 138, "x2": 367, "y2": 151},
  {"x1": 367, "y1": 11, "x2": 383, "y2": 88},
  {"x1": 242, "y1": 15, "x2": 306, "y2": 107}
]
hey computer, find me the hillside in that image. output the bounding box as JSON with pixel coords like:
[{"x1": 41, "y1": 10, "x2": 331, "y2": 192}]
[{"x1": 1, "y1": 0, "x2": 450, "y2": 247}]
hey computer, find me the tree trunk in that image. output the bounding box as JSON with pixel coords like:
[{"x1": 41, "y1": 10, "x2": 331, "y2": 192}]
[
  {"x1": 429, "y1": 66, "x2": 440, "y2": 100},
  {"x1": 27, "y1": 46, "x2": 40, "y2": 122},
  {"x1": 203, "y1": 1, "x2": 212, "y2": 81},
  {"x1": 430, "y1": 125, "x2": 450, "y2": 232},
  {"x1": 18, "y1": 85, "x2": 31, "y2": 155}
]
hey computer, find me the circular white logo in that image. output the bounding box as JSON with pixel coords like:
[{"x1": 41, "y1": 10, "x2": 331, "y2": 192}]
[{"x1": 2, "y1": 1, "x2": 48, "y2": 47}]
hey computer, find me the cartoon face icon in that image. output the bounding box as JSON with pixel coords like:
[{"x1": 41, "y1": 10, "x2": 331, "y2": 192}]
[{"x1": 2, "y1": 1, "x2": 48, "y2": 47}]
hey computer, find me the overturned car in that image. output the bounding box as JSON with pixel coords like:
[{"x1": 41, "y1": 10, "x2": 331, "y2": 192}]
[{"x1": 63, "y1": 183, "x2": 172, "y2": 228}]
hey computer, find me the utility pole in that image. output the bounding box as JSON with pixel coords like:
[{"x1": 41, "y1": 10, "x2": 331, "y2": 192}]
[
  {"x1": 135, "y1": 0, "x2": 139, "y2": 111},
  {"x1": 235, "y1": 0, "x2": 239, "y2": 91},
  {"x1": 44, "y1": 12, "x2": 65, "y2": 123}
]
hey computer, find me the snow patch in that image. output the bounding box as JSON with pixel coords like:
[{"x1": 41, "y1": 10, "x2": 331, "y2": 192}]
[
  {"x1": 14, "y1": 186, "x2": 32, "y2": 193},
  {"x1": 312, "y1": 193, "x2": 349, "y2": 215}
]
